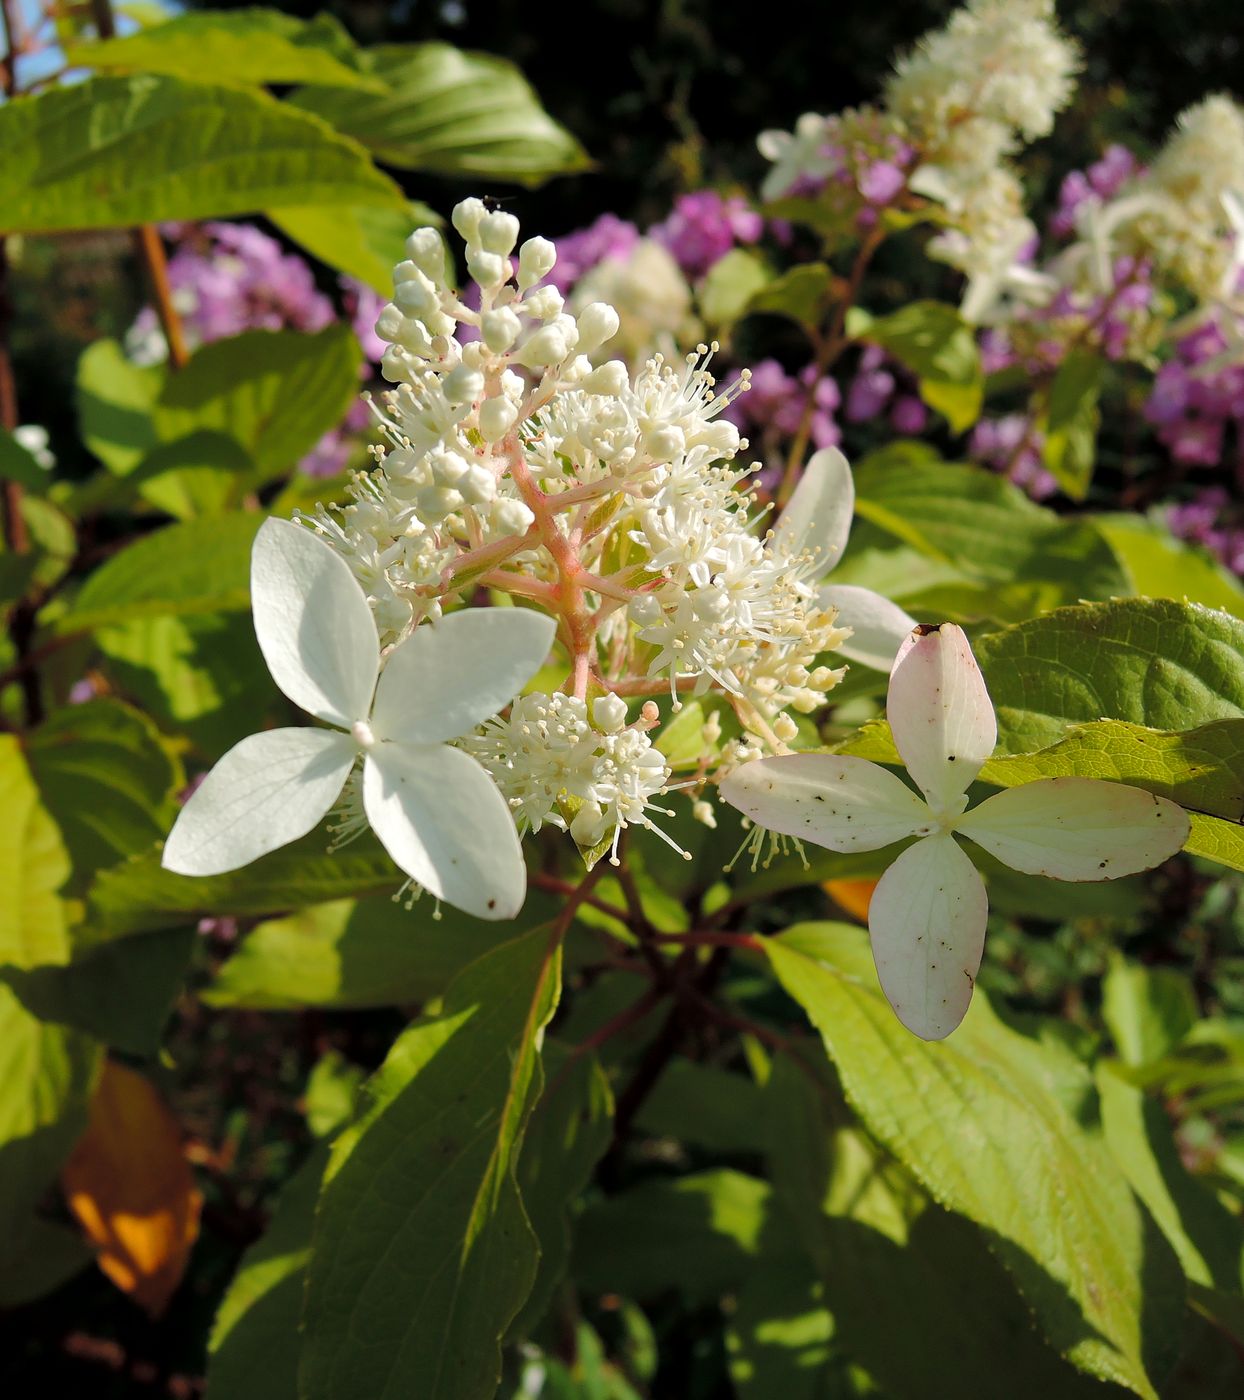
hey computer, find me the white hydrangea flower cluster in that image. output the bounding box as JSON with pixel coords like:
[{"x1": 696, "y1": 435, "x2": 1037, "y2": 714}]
[
  {"x1": 1114, "y1": 96, "x2": 1244, "y2": 304},
  {"x1": 890, "y1": 0, "x2": 1078, "y2": 322},
  {"x1": 756, "y1": 0, "x2": 1078, "y2": 324},
  {"x1": 304, "y1": 198, "x2": 855, "y2": 864}
]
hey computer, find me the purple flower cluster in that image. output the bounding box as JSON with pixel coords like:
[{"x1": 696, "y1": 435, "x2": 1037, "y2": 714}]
[
  {"x1": 844, "y1": 346, "x2": 928, "y2": 434},
  {"x1": 545, "y1": 213, "x2": 640, "y2": 292},
  {"x1": 650, "y1": 192, "x2": 763, "y2": 279},
  {"x1": 1145, "y1": 316, "x2": 1244, "y2": 467},
  {"x1": 1168, "y1": 488, "x2": 1244, "y2": 574},
  {"x1": 1050, "y1": 145, "x2": 1140, "y2": 239},
  {"x1": 130, "y1": 222, "x2": 386, "y2": 478},
  {"x1": 782, "y1": 110, "x2": 915, "y2": 233},
  {"x1": 969, "y1": 414, "x2": 1058, "y2": 499},
  {"x1": 722, "y1": 358, "x2": 841, "y2": 461}
]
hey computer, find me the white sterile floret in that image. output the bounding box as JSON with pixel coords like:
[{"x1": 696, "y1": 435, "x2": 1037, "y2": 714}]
[
  {"x1": 162, "y1": 519, "x2": 555, "y2": 920},
  {"x1": 720, "y1": 623, "x2": 1190, "y2": 1041},
  {"x1": 460, "y1": 692, "x2": 678, "y2": 865}
]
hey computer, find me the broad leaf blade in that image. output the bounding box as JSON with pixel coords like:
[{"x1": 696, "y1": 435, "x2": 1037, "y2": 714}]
[
  {"x1": 299, "y1": 927, "x2": 563, "y2": 1400},
  {"x1": 764, "y1": 925, "x2": 1185, "y2": 1399},
  {"x1": 288, "y1": 43, "x2": 589, "y2": 184},
  {"x1": 0, "y1": 75, "x2": 404, "y2": 235}
]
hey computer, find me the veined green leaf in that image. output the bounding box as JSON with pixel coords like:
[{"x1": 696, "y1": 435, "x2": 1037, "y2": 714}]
[
  {"x1": 300, "y1": 926, "x2": 563, "y2": 1400},
  {"x1": 268, "y1": 200, "x2": 439, "y2": 294},
  {"x1": 0, "y1": 984, "x2": 100, "y2": 1244},
  {"x1": 207, "y1": 1142, "x2": 329, "y2": 1400},
  {"x1": 288, "y1": 42, "x2": 589, "y2": 184},
  {"x1": 0, "y1": 75, "x2": 404, "y2": 235},
  {"x1": 973, "y1": 599, "x2": 1244, "y2": 754},
  {"x1": 203, "y1": 891, "x2": 558, "y2": 1010},
  {"x1": 57, "y1": 512, "x2": 261, "y2": 634},
  {"x1": 765, "y1": 925, "x2": 1185, "y2": 1399},
  {"x1": 851, "y1": 452, "x2": 1126, "y2": 606},
  {"x1": 25, "y1": 698, "x2": 182, "y2": 887},
  {"x1": 65, "y1": 10, "x2": 383, "y2": 91},
  {"x1": 0, "y1": 735, "x2": 71, "y2": 969},
  {"x1": 152, "y1": 326, "x2": 361, "y2": 483},
  {"x1": 850, "y1": 301, "x2": 983, "y2": 432}
]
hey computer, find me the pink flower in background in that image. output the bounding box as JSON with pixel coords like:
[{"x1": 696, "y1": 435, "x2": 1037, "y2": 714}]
[{"x1": 650, "y1": 192, "x2": 763, "y2": 278}]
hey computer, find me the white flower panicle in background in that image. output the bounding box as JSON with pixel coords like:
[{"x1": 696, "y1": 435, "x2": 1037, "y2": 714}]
[
  {"x1": 885, "y1": 0, "x2": 1079, "y2": 172},
  {"x1": 721, "y1": 624, "x2": 1190, "y2": 1040},
  {"x1": 757, "y1": 0, "x2": 1078, "y2": 323},
  {"x1": 1119, "y1": 96, "x2": 1244, "y2": 303}
]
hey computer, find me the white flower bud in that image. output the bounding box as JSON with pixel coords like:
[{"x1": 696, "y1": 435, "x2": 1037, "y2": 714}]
[
  {"x1": 518, "y1": 324, "x2": 570, "y2": 368},
  {"x1": 517, "y1": 236, "x2": 557, "y2": 288},
  {"x1": 442, "y1": 364, "x2": 485, "y2": 407},
  {"x1": 644, "y1": 425, "x2": 686, "y2": 461},
  {"x1": 393, "y1": 275, "x2": 441, "y2": 319},
  {"x1": 452, "y1": 198, "x2": 487, "y2": 242},
  {"x1": 629, "y1": 594, "x2": 663, "y2": 627},
  {"x1": 481, "y1": 307, "x2": 522, "y2": 353},
  {"x1": 460, "y1": 463, "x2": 498, "y2": 505},
  {"x1": 773, "y1": 713, "x2": 799, "y2": 742},
  {"x1": 692, "y1": 799, "x2": 717, "y2": 829},
  {"x1": 375, "y1": 304, "x2": 407, "y2": 343},
  {"x1": 478, "y1": 210, "x2": 521, "y2": 256},
  {"x1": 492, "y1": 498, "x2": 535, "y2": 534},
  {"x1": 522, "y1": 286, "x2": 564, "y2": 321},
  {"x1": 466, "y1": 249, "x2": 508, "y2": 287},
  {"x1": 580, "y1": 360, "x2": 629, "y2": 396},
  {"x1": 593, "y1": 694, "x2": 628, "y2": 734},
  {"x1": 429, "y1": 449, "x2": 470, "y2": 487},
  {"x1": 478, "y1": 396, "x2": 519, "y2": 442},
  {"x1": 570, "y1": 801, "x2": 608, "y2": 849},
  {"x1": 575, "y1": 302, "x2": 620, "y2": 353},
  {"x1": 404, "y1": 228, "x2": 447, "y2": 283}
]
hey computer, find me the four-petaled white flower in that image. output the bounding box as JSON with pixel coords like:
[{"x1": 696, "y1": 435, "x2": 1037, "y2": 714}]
[
  {"x1": 162, "y1": 517, "x2": 555, "y2": 921},
  {"x1": 721, "y1": 622, "x2": 1190, "y2": 1039},
  {"x1": 776, "y1": 446, "x2": 919, "y2": 672}
]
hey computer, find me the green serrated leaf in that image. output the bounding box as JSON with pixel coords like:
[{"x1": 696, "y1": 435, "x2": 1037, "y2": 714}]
[
  {"x1": 65, "y1": 9, "x2": 384, "y2": 91},
  {"x1": 269, "y1": 200, "x2": 439, "y2": 294},
  {"x1": 699, "y1": 248, "x2": 772, "y2": 327},
  {"x1": 1099, "y1": 1066, "x2": 1244, "y2": 1345},
  {"x1": 1, "y1": 927, "x2": 194, "y2": 1057},
  {"x1": 152, "y1": 326, "x2": 361, "y2": 484},
  {"x1": 0, "y1": 75, "x2": 404, "y2": 235},
  {"x1": 300, "y1": 926, "x2": 563, "y2": 1400},
  {"x1": 1094, "y1": 514, "x2": 1244, "y2": 621},
  {"x1": 765, "y1": 925, "x2": 1186, "y2": 1399},
  {"x1": 25, "y1": 697, "x2": 182, "y2": 887},
  {"x1": 850, "y1": 451, "x2": 1127, "y2": 606},
  {"x1": 0, "y1": 735, "x2": 71, "y2": 969},
  {"x1": 86, "y1": 829, "x2": 405, "y2": 942},
  {"x1": 746, "y1": 262, "x2": 833, "y2": 330},
  {"x1": 509, "y1": 1042, "x2": 613, "y2": 1340},
  {"x1": 207, "y1": 1142, "x2": 329, "y2": 1400},
  {"x1": 0, "y1": 983, "x2": 100, "y2": 1244},
  {"x1": 979, "y1": 718, "x2": 1244, "y2": 822},
  {"x1": 573, "y1": 1169, "x2": 795, "y2": 1306},
  {"x1": 203, "y1": 891, "x2": 558, "y2": 1010},
  {"x1": 57, "y1": 512, "x2": 261, "y2": 634},
  {"x1": 1042, "y1": 350, "x2": 1104, "y2": 500},
  {"x1": 1102, "y1": 958, "x2": 1199, "y2": 1068},
  {"x1": 973, "y1": 599, "x2": 1244, "y2": 755},
  {"x1": 853, "y1": 301, "x2": 983, "y2": 432},
  {"x1": 75, "y1": 338, "x2": 164, "y2": 481}
]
